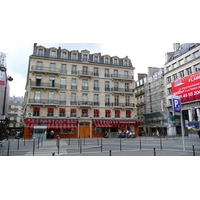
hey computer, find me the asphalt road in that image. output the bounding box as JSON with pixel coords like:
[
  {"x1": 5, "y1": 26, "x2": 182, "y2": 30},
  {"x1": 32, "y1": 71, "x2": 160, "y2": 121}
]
[{"x1": 1, "y1": 136, "x2": 200, "y2": 156}]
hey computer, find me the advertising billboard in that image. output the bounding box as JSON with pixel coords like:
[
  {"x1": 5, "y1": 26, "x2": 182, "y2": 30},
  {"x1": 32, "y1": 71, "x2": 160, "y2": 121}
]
[{"x1": 171, "y1": 71, "x2": 200, "y2": 102}]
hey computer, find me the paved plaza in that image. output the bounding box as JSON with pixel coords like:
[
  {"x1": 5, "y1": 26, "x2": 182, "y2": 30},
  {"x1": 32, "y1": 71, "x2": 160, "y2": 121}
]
[{"x1": 1, "y1": 136, "x2": 200, "y2": 156}]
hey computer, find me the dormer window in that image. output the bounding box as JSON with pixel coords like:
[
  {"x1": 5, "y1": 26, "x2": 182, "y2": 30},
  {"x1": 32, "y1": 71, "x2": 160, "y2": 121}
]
[
  {"x1": 51, "y1": 50, "x2": 57, "y2": 58},
  {"x1": 114, "y1": 59, "x2": 118, "y2": 65},
  {"x1": 105, "y1": 57, "x2": 109, "y2": 64},
  {"x1": 61, "y1": 52, "x2": 67, "y2": 59},
  {"x1": 72, "y1": 53, "x2": 77, "y2": 60},
  {"x1": 94, "y1": 56, "x2": 98, "y2": 63},
  {"x1": 38, "y1": 49, "x2": 43, "y2": 56},
  {"x1": 124, "y1": 60, "x2": 128, "y2": 66},
  {"x1": 83, "y1": 54, "x2": 88, "y2": 61}
]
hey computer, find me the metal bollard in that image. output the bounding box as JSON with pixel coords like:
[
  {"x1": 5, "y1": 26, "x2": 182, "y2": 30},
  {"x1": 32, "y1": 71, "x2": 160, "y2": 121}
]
[
  {"x1": 101, "y1": 138, "x2": 103, "y2": 152},
  {"x1": 68, "y1": 135, "x2": 70, "y2": 145},
  {"x1": 17, "y1": 138, "x2": 20, "y2": 150},
  {"x1": 80, "y1": 138, "x2": 82, "y2": 154},
  {"x1": 38, "y1": 137, "x2": 40, "y2": 149},
  {"x1": 33, "y1": 138, "x2": 35, "y2": 156},
  {"x1": 160, "y1": 136, "x2": 162, "y2": 150},
  {"x1": 7, "y1": 140, "x2": 10, "y2": 156},
  {"x1": 57, "y1": 137, "x2": 60, "y2": 155},
  {"x1": 41, "y1": 136, "x2": 43, "y2": 147},
  {"x1": 24, "y1": 137, "x2": 25, "y2": 146},
  {"x1": 84, "y1": 136, "x2": 85, "y2": 146},
  {"x1": 97, "y1": 137, "x2": 99, "y2": 146},
  {"x1": 109, "y1": 150, "x2": 112, "y2": 156},
  {"x1": 120, "y1": 138, "x2": 122, "y2": 151},
  {"x1": 139, "y1": 136, "x2": 142, "y2": 150},
  {"x1": 153, "y1": 148, "x2": 156, "y2": 156},
  {"x1": 192, "y1": 145, "x2": 195, "y2": 156},
  {"x1": 52, "y1": 152, "x2": 55, "y2": 156}
]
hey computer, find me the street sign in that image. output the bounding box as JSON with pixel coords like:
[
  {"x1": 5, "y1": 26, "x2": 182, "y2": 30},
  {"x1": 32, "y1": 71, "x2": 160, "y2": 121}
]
[{"x1": 172, "y1": 95, "x2": 181, "y2": 112}]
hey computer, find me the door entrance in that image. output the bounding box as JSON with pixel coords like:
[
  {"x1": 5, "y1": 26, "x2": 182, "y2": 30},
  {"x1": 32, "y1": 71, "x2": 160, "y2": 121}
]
[{"x1": 79, "y1": 122, "x2": 90, "y2": 137}]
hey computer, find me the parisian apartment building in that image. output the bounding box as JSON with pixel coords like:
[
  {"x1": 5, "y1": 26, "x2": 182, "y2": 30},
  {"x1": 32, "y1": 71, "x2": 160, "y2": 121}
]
[
  {"x1": 8, "y1": 96, "x2": 24, "y2": 135},
  {"x1": 23, "y1": 43, "x2": 142, "y2": 139},
  {"x1": 164, "y1": 43, "x2": 200, "y2": 136},
  {"x1": 135, "y1": 67, "x2": 166, "y2": 136}
]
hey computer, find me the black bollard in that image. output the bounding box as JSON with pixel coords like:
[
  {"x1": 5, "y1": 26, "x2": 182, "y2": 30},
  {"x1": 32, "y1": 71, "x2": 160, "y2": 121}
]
[
  {"x1": 68, "y1": 135, "x2": 70, "y2": 145},
  {"x1": 33, "y1": 138, "x2": 35, "y2": 156},
  {"x1": 139, "y1": 136, "x2": 142, "y2": 150},
  {"x1": 101, "y1": 138, "x2": 103, "y2": 152},
  {"x1": 80, "y1": 138, "x2": 82, "y2": 154},
  {"x1": 17, "y1": 138, "x2": 20, "y2": 150},
  {"x1": 153, "y1": 148, "x2": 156, "y2": 156},
  {"x1": 52, "y1": 152, "x2": 55, "y2": 156},
  {"x1": 57, "y1": 137, "x2": 60, "y2": 155},
  {"x1": 24, "y1": 137, "x2": 25, "y2": 146},
  {"x1": 109, "y1": 150, "x2": 112, "y2": 156},
  {"x1": 38, "y1": 137, "x2": 40, "y2": 149},
  {"x1": 97, "y1": 137, "x2": 99, "y2": 146},
  {"x1": 41, "y1": 136, "x2": 43, "y2": 147},
  {"x1": 84, "y1": 136, "x2": 85, "y2": 146},
  {"x1": 7, "y1": 140, "x2": 10, "y2": 156},
  {"x1": 160, "y1": 135, "x2": 162, "y2": 150},
  {"x1": 120, "y1": 138, "x2": 122, "y2": 151},
  {"x1": 192, "y1": 145, "x2": 195, "y2": 156}
]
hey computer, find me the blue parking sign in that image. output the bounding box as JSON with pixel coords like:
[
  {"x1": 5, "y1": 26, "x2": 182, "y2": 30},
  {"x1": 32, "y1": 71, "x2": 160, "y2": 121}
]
[{"x1": 172, "y1": 95, "x2": 181, "y2": 112}]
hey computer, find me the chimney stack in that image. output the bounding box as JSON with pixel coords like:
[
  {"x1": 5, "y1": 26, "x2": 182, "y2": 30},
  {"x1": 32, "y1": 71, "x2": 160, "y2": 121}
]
[{"x1": 173, "y1": 43, "x2": 180, "y2": 52}]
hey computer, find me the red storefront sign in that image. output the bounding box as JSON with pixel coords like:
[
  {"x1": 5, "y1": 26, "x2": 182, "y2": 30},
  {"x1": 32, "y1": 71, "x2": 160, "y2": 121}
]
[{"x1": 171, "y1": 71, "x2": 200, "y2": 102}]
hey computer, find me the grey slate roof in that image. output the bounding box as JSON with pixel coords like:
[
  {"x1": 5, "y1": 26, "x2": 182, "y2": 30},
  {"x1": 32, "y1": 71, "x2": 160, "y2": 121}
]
[
  {"x1": 167, "y1": 43, "x2": 200, "y2": 63},
  {"x1": 32, "y1": 45, "x2": 133, "y2": 68}
]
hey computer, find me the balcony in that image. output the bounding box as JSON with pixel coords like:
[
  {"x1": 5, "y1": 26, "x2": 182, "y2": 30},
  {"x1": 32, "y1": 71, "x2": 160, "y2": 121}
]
[
  {"x1": 70, "y1": 101, "x2": 77, "y2": 105},
  {"x1": 112, "y1": 103, "x2": 135, "y2": 107},
  {"x1": 111, "y1": 88, "x2": 134, "y2": 94},
  {"x1": 78, "y1": 101, "x2": 94, "y2": 107},
  {"x1": 29, "y1": 99, "x2": 59, "y2": 105},
  {"x1": 71, "y1": 85, "x2": 78, "y2": 90},
  {"x1": 31, "y1": 66, "x2": 66, "y2": 74},
  {"x1": 110, "y1": 74, "x2": 134, "y2": 81},
  {"x1": 135, "y1": 90, "x2": 145, "y2": 97},
  {"x1": 30, "y1": 82, "x2": 60, "y2": 89},
  {"x1": 82, "y1": 86, "x2": 89, "y2": 91},
  {"x1": 93, "y1": 87, "x2": 99, "y2": 91},
  {"x1": 78, "y1": 70, "x2": 93, "y2": 77}
]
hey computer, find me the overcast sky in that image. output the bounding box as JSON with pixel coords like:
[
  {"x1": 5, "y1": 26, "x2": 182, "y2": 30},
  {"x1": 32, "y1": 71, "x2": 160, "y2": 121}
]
[{"x1": 1, "y1": 0, "x2": 199, "y2": 98}]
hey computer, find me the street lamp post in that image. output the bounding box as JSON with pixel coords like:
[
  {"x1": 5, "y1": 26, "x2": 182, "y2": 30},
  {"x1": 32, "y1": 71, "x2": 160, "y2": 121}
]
[{"x1": 0, "y1": 66, "x2": 13, "y2": 141}]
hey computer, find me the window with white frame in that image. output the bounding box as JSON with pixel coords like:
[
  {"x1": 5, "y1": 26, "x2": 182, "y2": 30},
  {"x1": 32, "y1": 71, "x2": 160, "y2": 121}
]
[
  {"x1": 60, "y1": 77, "x2": 66, "y2": 89},
  {"x1": 193, "y1": 51, "x2": 199, "y2": 58},
  {"x1": 51, "y1": 50, "x2": 56, "y2": 58},
  {"x1": 71, "y1": 65, "x2": 77, "y2": 74},
  {"x1": 186, "y1": 55, "x2": 191, "y2": 62},
  {"x1": 167, "y1": 76, "x2": 171, "y2": 84},
  {"x1": 105, "y1": 57, "x2": 109, "y2": 64},
  {"x1": 71, "y1": 93, "x2": 76, "y2": 105},
  {"x1": 36, "y1": 61, "x2": 43, "y2": 70},
  {"x1": 105, "y1": 69, "x2": 110, "y2": 77},
  {"x1": 186, "y1": 67, "x2": 192, "y2": 75},
  {"x1": 167, "y1": 88, "x2": 172, "y2": 95},
  {"x1": 72, "y1": 53, "x2": 77, "y2": 60},
  {"x1": 71, "y1": 78, "x2": 77, "y2": 90},
  {"x1": 60, "y1": 92, "x2": 66, "y2": 105},
  {"x1": 38, "y1": 49, "x2": 43, "y2": 56},
  {"x1": 179, "y1": 59, "x2": 184, "y2": 65},
  {"x1": 172, "y1": 73, "x2": 177, "y2": 81},
  {"x1": 194, "y1": 63, "x2": 200, "y2": 72},
  {"x1": 48, "y1": 92, "x2": 54, "y2": 103},
  {"x1": 113, "y1": 59, "x2": 118, "y2": 65},
  {"x1": 94, "y1": 56, "x2": 98, "y2": 62},
  {"x1": 61, "y1": 64, "x2": 66, "y2": 74},
  {"x1": 61, "y1": 52, "x2": 67, "y2": 59},
  {"x1": 179, "y1": 70, "x2": 184, "y2": 78},
  {"x1": 94, "y1": 67, "x2": 99, "y2": 76}
]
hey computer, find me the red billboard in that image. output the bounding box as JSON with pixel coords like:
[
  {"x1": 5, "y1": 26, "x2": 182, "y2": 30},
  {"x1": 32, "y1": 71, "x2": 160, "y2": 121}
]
[{"x1": 171, "y1": 71, "x2": 200, "y2": 102}]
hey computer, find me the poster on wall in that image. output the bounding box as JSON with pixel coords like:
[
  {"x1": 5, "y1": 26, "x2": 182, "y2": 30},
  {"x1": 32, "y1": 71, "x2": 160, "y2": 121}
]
[{"x1": 171, "y1": 71, "x2": 200, "y2": 102}]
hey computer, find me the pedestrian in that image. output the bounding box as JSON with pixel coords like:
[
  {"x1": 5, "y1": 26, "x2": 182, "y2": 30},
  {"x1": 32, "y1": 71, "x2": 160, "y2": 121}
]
[
  {"x1": 50, "y1": 130, "x2": 54, "y2": 139},
  {"x1": 156, "y1": 130, "x2": 160, "y2": 137}
]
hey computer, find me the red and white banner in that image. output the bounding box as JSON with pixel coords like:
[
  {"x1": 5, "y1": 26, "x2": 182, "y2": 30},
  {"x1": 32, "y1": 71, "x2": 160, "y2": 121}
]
[{"x1": 171, "y1": 71, "x2": 200, "y2": 102}]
